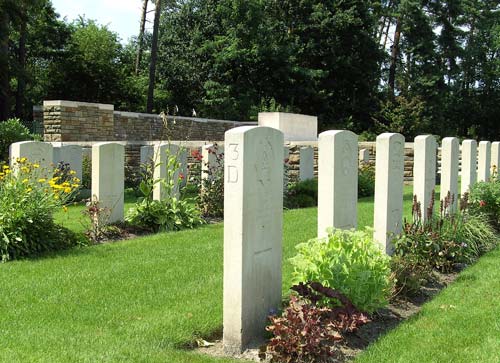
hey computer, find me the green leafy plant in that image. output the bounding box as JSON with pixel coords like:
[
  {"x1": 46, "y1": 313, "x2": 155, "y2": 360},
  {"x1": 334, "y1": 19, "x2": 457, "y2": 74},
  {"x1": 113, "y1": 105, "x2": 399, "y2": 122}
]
[
  {"x1": 126, "y1": 146, "x2": 204, "y2": 232},
  {"x1": 81, "y1": 154, "x2": 91, "y2": 189},
  {"x1": 290, "y1": 228, "x2": 393, "y2": 313},
  {"x1": 468, "y1": 179, "x2": 500, "y2": 230},
  {"x1": 0, "y1": 159, "x2": 82, "y2": 261},
  {"x1": 0, "y1": 118, "x2": 38, "y2": 163},
  {"x1": 285, "y1": 178, "x2": 318, "y2": 209},
  {"x1": 358, "y1": 163, "x2": 375, "y2": 197},
  {"x1": 266, "y1": 282, "x2": 369, "y2": 363}
]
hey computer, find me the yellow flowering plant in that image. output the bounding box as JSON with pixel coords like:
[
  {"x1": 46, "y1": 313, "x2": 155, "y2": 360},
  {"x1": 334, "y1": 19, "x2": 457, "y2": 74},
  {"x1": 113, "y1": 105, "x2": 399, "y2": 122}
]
[{"x1": 0, "y1": 158, "x2": 82, "y2": 262}]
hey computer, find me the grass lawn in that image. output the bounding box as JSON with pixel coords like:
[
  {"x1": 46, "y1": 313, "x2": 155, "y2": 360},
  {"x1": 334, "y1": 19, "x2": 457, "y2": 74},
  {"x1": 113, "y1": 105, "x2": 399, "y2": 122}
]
[
  {"x1": 1, "y1": 185, "x2": 496, "y2": 362},
  {"x1": 356, "y1": 246, "x2": 500, "y2": 363}
]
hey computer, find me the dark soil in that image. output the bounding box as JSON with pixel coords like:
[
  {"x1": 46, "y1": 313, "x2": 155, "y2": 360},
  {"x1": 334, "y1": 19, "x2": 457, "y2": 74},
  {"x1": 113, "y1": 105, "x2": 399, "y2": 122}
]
[{"x1": 195, "y1": 271, "x2": 458, "y2": 362}]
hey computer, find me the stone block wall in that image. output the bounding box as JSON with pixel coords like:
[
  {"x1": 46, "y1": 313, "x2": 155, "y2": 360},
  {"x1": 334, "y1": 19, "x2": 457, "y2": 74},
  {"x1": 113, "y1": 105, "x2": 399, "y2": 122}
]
[{"x1": 37, "y1": 100, "x2": 256, "y2": 143}]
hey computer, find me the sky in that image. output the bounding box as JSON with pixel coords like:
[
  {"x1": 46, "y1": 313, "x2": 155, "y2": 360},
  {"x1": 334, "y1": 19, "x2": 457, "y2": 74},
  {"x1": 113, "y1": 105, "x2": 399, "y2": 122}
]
[{"x1": 51, "y1": 0, "x2": 155, "y2": 44}]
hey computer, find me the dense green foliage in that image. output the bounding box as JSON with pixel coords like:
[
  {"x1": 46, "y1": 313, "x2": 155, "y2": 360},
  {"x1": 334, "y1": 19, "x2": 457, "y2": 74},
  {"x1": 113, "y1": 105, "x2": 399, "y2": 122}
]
[
  {"x1": 0, "y1": 118, "x2": 36, "y2": 162},
  {"x1": 1, "y1": 0, "x2": 499, "y2": 138},
  {"x1": 290, "y1": 228, "x2": 393, "y2": 313},
  {"x1": 0, "y1": 159, "x2": 82, "y2": 261},
  {"x1": 468, "y1": 179, "x2": 500, "y2": 230}
]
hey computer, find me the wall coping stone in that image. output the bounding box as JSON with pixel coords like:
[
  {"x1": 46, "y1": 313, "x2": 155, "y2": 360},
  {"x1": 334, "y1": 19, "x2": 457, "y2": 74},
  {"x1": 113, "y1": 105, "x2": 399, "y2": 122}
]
[{"x1": 43, "y1": 100, "x2": 114, "y2": 110}]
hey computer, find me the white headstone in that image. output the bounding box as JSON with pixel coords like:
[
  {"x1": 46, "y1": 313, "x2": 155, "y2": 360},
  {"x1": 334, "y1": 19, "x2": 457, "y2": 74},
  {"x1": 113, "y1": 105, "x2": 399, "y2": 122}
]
[
  {"x1": 299, "y1": 146, "x2": 314, "y2": 181},
  {"x1": 359, "y1": 148, "x2": 370, "y2": 163},
  {"x1": 223, "y1": 126, "x2": 283, "y2": 354},
  {"x1": 491, "y1": 141, "x2": 500, "y2": 178},
  {"x1": 178, "y1": 147, "x2": 188, "y2": 187},
  {"x1": 373, "y1": 133, "x2": 405, "y2": 255},
  {"x1": 413, "y1": 135, "x2": 437, "y2": 221},
  {"x1": 201, "y1": 144, "x2": 224, "y2": 195},
  {"x1": 478, "y1": 141, "x2": 491, "y2": 182},
  {"x1": 91, "y1": 142, "x2": 124, "y2": 223},
  {"x1": 317, "y1": 130, "x2": 358, "y2": 238},
  {"x1": 461, "y1": 140, "x2": 477, "y2": 195},
  {"x1": 53, "y1": 145, "x2": 83, "y2": 181},
  {"x1": 140, "y1": 145, "x2": 154, "y2": 165},
  {"x1": 10, "y1": 141, "x2": 53, "y2": 173},
  {"x1": 440, "y1": 137, "x2": 459, "y2": 212},
  {"x1": 153, "y1": 143, "x2": 181, "y2": 201}
]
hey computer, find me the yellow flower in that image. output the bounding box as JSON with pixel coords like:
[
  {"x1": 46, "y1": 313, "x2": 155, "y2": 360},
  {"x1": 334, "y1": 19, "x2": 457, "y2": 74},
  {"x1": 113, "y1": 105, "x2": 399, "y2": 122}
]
[
  {"x1": 64, "y1": 187, "x2": 72, "y2": 193},
  {"x1": 22, "y1": 178, "x2": 29, "y2": 184},
  {"x1": 5, "y1": 169, "x2": 11, "y2": 174},
  {"x1": 26, "y1": 188, "x2": 32, "y2": 192},
  {"x1": 63, "y1": 206, "x2": 68, "y2": 213},
  {"x1": 54, "y1": 195, "x2": 59, "y2": 200},
  {"x1": 38, "y1": 178, "x2": 46, "y2": 183},
  {"x1": 72, "y1": 177, "x2": 81, "y2": 183},
  {"x1": 21, "y1": 167, "x2": 29, "y2": 173},
  {"x1": 33, "y1": 163, "x2": 40, "y2": 168},
  {"x1": 72, "y1": 184, "x2": 80, "y2": 188},
  {"x1": 69, "y1": 170, "x2": 76, "y2": 175},
  {"x1": 3, "y1": 165, "x2": 9, "y2": 169}
]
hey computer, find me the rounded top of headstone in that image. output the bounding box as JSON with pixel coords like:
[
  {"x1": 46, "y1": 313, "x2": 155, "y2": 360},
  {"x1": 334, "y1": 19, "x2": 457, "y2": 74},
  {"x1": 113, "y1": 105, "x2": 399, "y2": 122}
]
[
  {"x1": 318, "y1": 130, "x2": 357, "y2": 139},
  {"x1": 376, "y1": 132, "x2": 405, "y2": 142},
  {"x1": 462, "y1": 139, "x2": 477, "y2": 146},
  {"x1": 479, "y1": 140, "x2": 491, "y2": 146}
]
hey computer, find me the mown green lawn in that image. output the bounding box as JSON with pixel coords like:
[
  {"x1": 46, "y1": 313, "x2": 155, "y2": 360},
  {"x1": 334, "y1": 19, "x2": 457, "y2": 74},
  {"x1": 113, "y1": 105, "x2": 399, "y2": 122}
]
[{"x1": 1, "y1": 185, "x2": 497, "y2": 362}]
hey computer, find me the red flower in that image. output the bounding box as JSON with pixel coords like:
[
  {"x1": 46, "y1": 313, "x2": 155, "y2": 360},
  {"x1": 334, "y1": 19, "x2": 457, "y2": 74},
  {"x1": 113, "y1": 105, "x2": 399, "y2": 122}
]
[
  {"x1": 479, "y1": 200, "x2": 487, "y2": 207},
  {"x1": 284, "y1": 158, "x2": 290, "y2": 164},
  {"x1": 191, "y1": 149, "x2": 203, "y2": 161},
  {"x1": 179, "y1": 173, "x2": 185, "y2": 180}
]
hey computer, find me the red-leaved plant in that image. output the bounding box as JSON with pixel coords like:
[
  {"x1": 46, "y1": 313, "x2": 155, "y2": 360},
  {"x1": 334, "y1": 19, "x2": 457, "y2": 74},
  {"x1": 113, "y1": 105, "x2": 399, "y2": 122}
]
[{"x1": 266, "y1": 282, "x2": 370, "y2": 363}]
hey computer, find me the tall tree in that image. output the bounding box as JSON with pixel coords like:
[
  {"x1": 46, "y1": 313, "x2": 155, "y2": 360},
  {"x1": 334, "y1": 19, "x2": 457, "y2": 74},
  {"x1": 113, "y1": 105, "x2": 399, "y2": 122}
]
[
  {"x1": 135, "y1": 0, "x2": 149, "y2": 75},
  {"x1": 146, "y1": 0, "x2": 161, "y2": 113}
]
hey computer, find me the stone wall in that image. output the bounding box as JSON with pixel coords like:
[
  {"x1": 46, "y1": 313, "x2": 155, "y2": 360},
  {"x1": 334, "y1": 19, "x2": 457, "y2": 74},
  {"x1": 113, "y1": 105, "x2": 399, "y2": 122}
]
[{"x1": 37, "y1": 100, "x2": 256, "y2": 142}]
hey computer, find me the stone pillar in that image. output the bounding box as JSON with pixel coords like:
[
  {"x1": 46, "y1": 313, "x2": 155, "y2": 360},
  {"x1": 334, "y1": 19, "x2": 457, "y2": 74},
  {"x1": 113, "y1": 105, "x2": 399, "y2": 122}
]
[
  {"x1": 359, "y1": 148, "x2": 370, "y2": 164},
  {"x1": 373, "y1": 133, "x2": 405, "y2": 255},
  {"x1": 491, "y1": 141, "x2": 500, "y2": 177},
  {"x1": 299, "y1": 146, "x2": 314, "y2": 181},
  {"x1": 152, "y1": 143, "x2": 180, "y2": 201},
  {"x1": 53, "y1": 145, "x2": 83, "y2": 181},
  {"x1": 478, "y1": 141, "x2": 491, "y2": 182},
  {"x1": 91, "y1": 142, "x2": 124, "y2": 223},
  {"x1": 258, "y1": 112, "x2": 318, "y2": 141},
  {"x1": 441, "y1": 137, "x2": 459, "y2": 212},
  {"x1": 223, "y1": 126, "x2": 283, "y2": 354},
  {"x1": 461, "y1": 140, "x2": 477, "y2": 195},
  {"x1": 317, "y1": 130, "x2": 358, "y2": 238},
  {"x1": 9, "y1": 141, "x2": 53, "y2": 177},
  {"x1": 413, "y1": 135, "x2": 437, "y2": 221}
]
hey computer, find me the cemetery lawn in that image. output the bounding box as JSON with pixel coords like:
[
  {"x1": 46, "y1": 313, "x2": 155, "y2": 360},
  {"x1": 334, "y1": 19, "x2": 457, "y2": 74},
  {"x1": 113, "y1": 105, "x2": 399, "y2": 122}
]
[
  {"x1": 356, "y1": 246, "x2": 500, "y2": 363},
  {"x1": 3, "y1": 186, "x2": 496, "y2": 362}
]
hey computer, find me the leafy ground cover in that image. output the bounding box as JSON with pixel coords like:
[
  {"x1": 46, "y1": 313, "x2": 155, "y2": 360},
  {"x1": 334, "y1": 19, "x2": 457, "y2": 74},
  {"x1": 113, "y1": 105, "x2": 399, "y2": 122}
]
[{"x1": 2, "y1": 186, "x2": 497, "y2": 362}]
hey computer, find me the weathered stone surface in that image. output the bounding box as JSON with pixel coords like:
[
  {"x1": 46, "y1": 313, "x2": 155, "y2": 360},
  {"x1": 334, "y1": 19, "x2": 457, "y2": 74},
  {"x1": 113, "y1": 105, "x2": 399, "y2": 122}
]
[
  {"x1": 152, "y1": 143, "x2": 181, "y2": 201},
  {"x1": 223, "y1": 126, "x2": 283, "y2": 355},
  {"x1": 140, "y1": 145, "x2": 154, "y2": 165},
  {"x1": 91, "y1": 143, "x2": 124, "y2": 223},
  {"x1": 53, "y1": 145, "x2": 83, "y2": 181},
  {"x1": 9, "y1": 141, "x2": 53, "y2": 177},
  {"x1": 440, "y1": 137, "x2": 459, "y2": 211},
  {"x1": 359, "y1": 148, "x2": 370, "y2": 163},
  {"x1": 491, "y1": 141, "x2": 500, "y2": 176},
  {"x1": 461, "y1": 140, "x2": 477, "y2": 195},
  {"x1": 413, "y1": 135, "x2": 437, "y2": 220},
  {"x1": 299, "y1": 146, "x2": 314, "y2": 181},
  {"x1": 478, "y1": 141, "x2": 491, "y2": 182},
  {"x1": 373, "y1": 133, "x2": 405, "y2": 255},
  {"x1": 258, "y1": 112, "x2": 317, "y2": 141},
  {"x1": 317, "y1": 130, "x2": 358, "y2": 238}
]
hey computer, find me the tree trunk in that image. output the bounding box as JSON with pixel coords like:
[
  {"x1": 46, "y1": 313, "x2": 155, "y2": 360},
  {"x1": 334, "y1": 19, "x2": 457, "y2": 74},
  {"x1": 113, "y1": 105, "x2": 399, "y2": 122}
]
[
  {"x1": 135, "y1": 0, "x2": 149, "y2": 75},
  {"x1": 0, "y1": 9, "x2": 9, "y2": 120},
  {"x1": 15, "y1": 14, "x2": 27, "y2": 119},
  {"x1": 388, "y1": 17, "x2": 402, "y2": 100},
  {"x1": 146, "y1": 0, "x2": 161, "y2": 113}
]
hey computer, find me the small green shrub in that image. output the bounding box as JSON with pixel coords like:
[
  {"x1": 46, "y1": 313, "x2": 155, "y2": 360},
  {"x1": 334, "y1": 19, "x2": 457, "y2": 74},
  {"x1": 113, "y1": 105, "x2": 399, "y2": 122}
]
[
  {"x1": 285, "y1": 178, "x2": 317, "y2": 209},
  {"x1": 81, "y1": 154, "x2": 91, "y2": 189},
  {"x1": 290, "y1": 228, "x2": 393, "y2": 313},
  {"x1": 0, "y1": 118, "x2": 37, "y2": 163},
  {"x1": 358, "y1": 163, "x2": 375, "y2": 197},
  {"x1": 390, "y1": 254, "x2": 434, "y2": 297},
  {"x1": 468, "y1": 180, "x2": 500, "y2": 229},
  {"x1": 0, "y1": 159, "x2": 82, "y2": 261}
]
